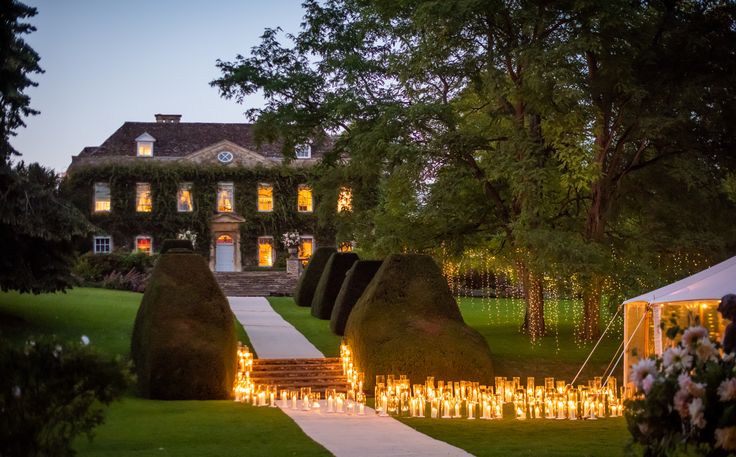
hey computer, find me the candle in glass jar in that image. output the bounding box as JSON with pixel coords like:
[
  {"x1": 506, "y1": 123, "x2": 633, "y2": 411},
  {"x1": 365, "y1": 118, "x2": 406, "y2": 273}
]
[{"x1": 327, "y1": 395, "x2": 334, "y2": 413}]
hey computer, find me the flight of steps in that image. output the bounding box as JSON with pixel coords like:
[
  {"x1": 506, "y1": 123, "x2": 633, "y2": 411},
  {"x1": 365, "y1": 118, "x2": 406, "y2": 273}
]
[
  {"x1": 215, "y1": 271, "x2": 298, "y2": 296},
  {"x1": 250, "y1": 358, "x2": 349, "y2": 393}
]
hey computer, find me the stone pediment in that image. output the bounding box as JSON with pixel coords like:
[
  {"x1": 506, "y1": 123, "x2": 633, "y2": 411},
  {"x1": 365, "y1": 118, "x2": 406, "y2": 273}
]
[
  {"x1": 181, "y1": 140, "x2": 275, "y2": 167},
  {"x1": 211, "y1": 213, "x2": 246, "y2": 224}
]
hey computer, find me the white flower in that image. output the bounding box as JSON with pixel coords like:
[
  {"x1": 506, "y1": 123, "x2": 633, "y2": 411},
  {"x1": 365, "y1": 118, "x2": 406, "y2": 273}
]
[
  {"x1": 689, "y1": 397, "x2": 706, "y2": 429},
  {"x1": 12, "y1": 386, "x2": 21, "y2": 398},
  {"x1": 663, "y1": 347, "x2": 693, "y2": 373},
  {"x1": 81, "y1": 335, "x2": 90, "y2": 346},
  {"x1": 630, "y1": 358, "x2": 658, "y2": 388},
  {"x1": 642, "y1": 374, "x2": 656, "y2": 393},
  {"x1": 52, "y1": 344, "x2": 62, "y2": 358},
  {"x1": 718, "y1": 378, "x2": 736, "y2": 401},
  {"x1": 682, "y1": 326, "x2": 708, "y2": 348},
  {"x1": 695, "y1": 339, "x2": 718, "y2": 363}
]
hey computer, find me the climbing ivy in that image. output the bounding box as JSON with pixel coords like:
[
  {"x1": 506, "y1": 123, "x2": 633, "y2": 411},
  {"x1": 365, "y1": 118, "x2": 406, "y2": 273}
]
[{"x1": 61, "y1": 162, "x2": 338, "y2": 268}]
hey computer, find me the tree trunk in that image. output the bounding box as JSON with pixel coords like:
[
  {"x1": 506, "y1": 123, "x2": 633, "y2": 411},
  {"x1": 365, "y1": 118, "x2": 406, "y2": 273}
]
[
  {"x1": 517, "y1": 260, "x2": 546, "y2": 341},
  {"x1": 578, "y1": 274, "x2": 603, "y2": 342}
]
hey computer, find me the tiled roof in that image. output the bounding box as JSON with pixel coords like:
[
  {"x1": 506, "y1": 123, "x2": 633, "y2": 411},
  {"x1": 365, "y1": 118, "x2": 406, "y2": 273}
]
[{"x1": 81, "y1": 122, "x2": 326, "y2": 159}]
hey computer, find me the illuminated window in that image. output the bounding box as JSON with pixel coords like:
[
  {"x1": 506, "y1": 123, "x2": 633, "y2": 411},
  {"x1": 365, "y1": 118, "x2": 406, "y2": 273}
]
[
  {"x1": 93, "y1": 236, "x2": 112, "y2": 254},
  {"x1": 136, "y1": 132, "x2": 155, "y2": 157},
  {"x1": 177, "y1": 183, "x2": 193, "y2": 212},
  {"x1": 217, "y1": 182, "x2": 234, "y2": 213},
  {"x1": 338, "y1": 241, "x2": 353, "y2": 253},
  {"x1": 295, "y1": 144, "x2": 311, "y2": 159},
  {"x1": 136, "y1": 183, "x2": 152, "y2": 212},
  {"x1": 135, "y1": 236, "x2": 153, "y2": 255},
  {"x1": 337, "y1": 186, "x2": 352, "y2": 212},
  {"x1": 299, "y1": 236, "x2": 314, "y2": 259},
  {"x1": 297, "y1": 185, "x2": 313, "y2": 212},
  {"x1": 258, "y1": 183, "x2": 273, "y2": 212},
  {"x1": 258, "y1": 237, "x2": 274, "y2": 267},
  {"x1": 217, "y1": 234, "x2": 233, "y2": 244},
  {"x1": 94, "y1": 183, "x2": 111, "y2": 212}
]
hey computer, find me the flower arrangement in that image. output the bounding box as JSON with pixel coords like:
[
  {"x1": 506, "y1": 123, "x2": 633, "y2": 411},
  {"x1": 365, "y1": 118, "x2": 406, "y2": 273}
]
[
  {"x1": 281, "y1": 231, "x2": 301, "y2": 248},
  {"x1": 176, "y1": 229, "x2": 197, "y2": 248},
  {"x1": 626, "y1": 324, "x2": 736, "y2": 456}
]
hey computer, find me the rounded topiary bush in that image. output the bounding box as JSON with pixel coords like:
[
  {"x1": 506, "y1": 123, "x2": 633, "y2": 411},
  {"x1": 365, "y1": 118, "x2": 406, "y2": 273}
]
[
  {"x1": 311, "y1": 252, "x2": 360, "y2": 319},
  {"x1": 344, "y1": 254, "x2": 494, "y2": 390},
  {"x1": 330, "y1": 260, "x2": 383, "y2": 335},
  {"x1": 131, "y1": 250, "x2": 237, "y2": 399},
  {"x1": 293, "y1": 247, "x2": 336, "y2": 307}
]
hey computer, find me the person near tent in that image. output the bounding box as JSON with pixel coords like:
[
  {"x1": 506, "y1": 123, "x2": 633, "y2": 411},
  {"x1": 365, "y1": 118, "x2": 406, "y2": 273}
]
[{"x1": 718, "y1": 294, "x2": 736, "y2": 354}]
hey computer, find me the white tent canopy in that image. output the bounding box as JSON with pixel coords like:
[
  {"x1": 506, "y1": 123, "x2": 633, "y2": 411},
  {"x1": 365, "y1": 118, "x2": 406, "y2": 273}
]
[{"x1": 624, "y1": 255, "x2": 736, "y2": 306}]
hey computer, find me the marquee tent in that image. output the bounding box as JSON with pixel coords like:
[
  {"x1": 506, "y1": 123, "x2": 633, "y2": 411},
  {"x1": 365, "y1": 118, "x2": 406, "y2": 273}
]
[{"x1": 622, "y1": 255, "x2": 736, "y2": 385}]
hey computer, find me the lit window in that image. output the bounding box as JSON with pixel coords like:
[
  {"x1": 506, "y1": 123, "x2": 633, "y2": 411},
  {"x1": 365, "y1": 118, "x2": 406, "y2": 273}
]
[
  {"x1": 295, "y1": 144, "x2": 311, "y2": 159},
  {"x1": 217, "y1": 182, "x2": 234, "y2": 213},
  {"x1": 136, "y1": 183, "x2": 152, "y2": 212},
  {"x1": 136, "y1": 132, "x2": 155, "y2": 157},
  {"x1": 297, "y1": 185, "x2": 313, "y2": 212},
  {"x1": 177, "y1": 183, "x2": 193, "y2": 212},
  {"x1": 258, "y1": 183, "x2": 273, "y2": 212},
  {"x1": 338, "y1": 242, "x2": 353, "y2": 252},
  {"x1": 299, "y1": 236, "x2": 314, "y2": 259},
  {"x1": 258, "y1": 237, "x2": 274, "y2": 267},
  {"x1": 136, "y1": 236, "x2": 153, "y2": 255},
  {"x1": 337, "y1": 186, "x2": 352, "y2": 212},
  {"x1": 94, "y1": 183, "x2": 111, "y2": 212},
  {"x1": 93, "y1": 236, "x2": 112, "y2": 254}
]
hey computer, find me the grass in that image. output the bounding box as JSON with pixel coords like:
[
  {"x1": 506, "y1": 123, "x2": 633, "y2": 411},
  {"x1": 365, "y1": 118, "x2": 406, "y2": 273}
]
[
  {"x1": 0, "y1": 288, "x2": 327, "y2": 457},
  {"x1": 268, "y1": 296, "x2": 342, "y2": 357}
]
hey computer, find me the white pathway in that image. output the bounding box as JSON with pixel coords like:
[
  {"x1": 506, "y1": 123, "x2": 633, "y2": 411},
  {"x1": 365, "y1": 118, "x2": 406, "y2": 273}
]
[{"x1": 228, "y1": 296, "x2": 474, "y2": 457}]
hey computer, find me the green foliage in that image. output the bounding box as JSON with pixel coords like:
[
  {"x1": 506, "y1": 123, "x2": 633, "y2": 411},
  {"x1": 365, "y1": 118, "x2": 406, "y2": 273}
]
[
  {"x1": 131, "y1": 251, "x2": 237, "y2": 399},
  {"x1": 293, "y1": 246, "x2": 336, "y2": 307},
  {"x1": 1, "y1": 163, "x2": 93, "y2": 293},
  {"x1": 0, "y1": 337, "x2": 130, "y2": 457},
  {"x1": 159, "y1": 239, "x2": 193, "y2": 254},
  {"x1": 0, "y1": 0, "x2": 42, "y2": 162},
  {"x1": 345, "y1": 254, "x2": 494, "y2": 390},
  {"x1": 72, "y1": 251, "x2": 156, "y2": 292},
  {"x1": 330, "y1": 259, "x2": 382, "y2": 336},
  {"x1": 62, "y1": 162, "x2": 335, "y2": 266},
  {"x1": 310, "y1": 252, "x2": 359, "y2": 319}
]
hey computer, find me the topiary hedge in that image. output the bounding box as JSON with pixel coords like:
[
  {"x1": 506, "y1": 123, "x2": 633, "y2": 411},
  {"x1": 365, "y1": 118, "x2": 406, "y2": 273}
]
[
  {"x1": 293, "y1": 247, "x2": 336, "y2": 307},
  {"x1": 344, "y1": 254, "x2": 494, "y2": 390},
  {"x1": 311, "y1": 252, "x2": 359, "y2": 319},
  {"x1": 159, "y1": 239, "x2": 194, "y2": 254},
  {"x1": 131, "y1": 250, "x2": 237, "y2": 399},
  {"x1": 330, "y1": 260, "x2": 382, "y2": 335}
]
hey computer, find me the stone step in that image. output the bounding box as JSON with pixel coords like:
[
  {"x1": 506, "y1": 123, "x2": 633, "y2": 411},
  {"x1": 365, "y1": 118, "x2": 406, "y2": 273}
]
[
  {"x1": 214, "y1": 271, "x2": 298, "y2": 297},
  {"x1": 248, "y1": 357, "x2": 349, "y2": 393}
]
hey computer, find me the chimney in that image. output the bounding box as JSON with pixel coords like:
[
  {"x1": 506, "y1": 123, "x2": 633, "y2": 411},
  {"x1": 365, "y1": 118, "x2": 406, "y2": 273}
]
[{"x1": 155, "y1": 114, "x2": 182, "y2": 123}]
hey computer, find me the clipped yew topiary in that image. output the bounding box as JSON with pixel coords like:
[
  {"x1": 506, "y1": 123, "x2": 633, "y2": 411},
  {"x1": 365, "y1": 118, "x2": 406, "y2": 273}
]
[
  {"x1": 293, "y1": 247, "x2": 336, "y2": 307},
  {"x1": 344, "y1": 254, "x2": 494, "y2": 390},
  {"x1": 159, "y1": 239, "x2": 194, "y2": 254},
  {"x1": 131, "y1": 248, "x2": 237, "y2": 400},
  {"x1": 311, "y1": 252, "x2": 360, "y2": 319},
  {"x1": 330, "y1": 260, "x2": 383, "y2": 335}
]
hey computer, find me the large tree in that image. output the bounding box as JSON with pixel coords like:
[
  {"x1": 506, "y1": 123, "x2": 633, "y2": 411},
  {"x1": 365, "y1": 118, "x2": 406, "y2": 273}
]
[
  {"x1": 0, "y1": 0, "x2": 91, "y2": 293},
  {"x1": 213, "y1": 0, "x2": 736, "y2": 340}
]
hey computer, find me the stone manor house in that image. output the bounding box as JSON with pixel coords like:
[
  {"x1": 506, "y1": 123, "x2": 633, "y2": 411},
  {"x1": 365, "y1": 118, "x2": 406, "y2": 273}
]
[{"x1": 65, "y1": 114, "x2": 353, "y2": 272}]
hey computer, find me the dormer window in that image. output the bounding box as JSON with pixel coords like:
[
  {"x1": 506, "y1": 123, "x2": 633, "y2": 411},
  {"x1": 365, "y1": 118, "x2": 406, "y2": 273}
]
[
  {"x1": 295, "y1": 144, "x2": 311, "y2": 159},
  {"x1": 136, "y1": 132, "x2": 156, "y2": 157}
]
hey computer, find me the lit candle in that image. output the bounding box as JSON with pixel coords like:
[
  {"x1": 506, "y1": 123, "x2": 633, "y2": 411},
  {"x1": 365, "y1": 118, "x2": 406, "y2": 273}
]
[
  {"x1": 380, "y1": 394, "x2": 388, "y2": 416},
  {"x1": 281, "y1": 390, "x2": 288, "y2": 408},
  {"x1": 291, "y1": 392, "x2": 297, "y2": 409},
  {"x1": 442, "y1": 399, "x2": 451, "y2": 418},
  {"x1": 270, "y1": 392, "x2": 276, "y2": 408},
  {"x1": 467, "y1": 401, "x2": 475, "y2": 420},
  {"x1": 327, "y1": 395, "x2": 334, "y2": 413},
  {"x1": 336, "y1": 395, "x2": 344, "y2": 413},
  {"x1": 454, "y1": 400, "x2": 461, "y2": 418}
]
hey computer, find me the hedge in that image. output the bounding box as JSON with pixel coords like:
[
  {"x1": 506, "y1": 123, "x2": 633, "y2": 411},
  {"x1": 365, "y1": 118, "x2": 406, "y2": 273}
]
[
  {"x1": 330, "y1": 260, "x2": 382, "y2": 335},
  {"x1": 310, "y1": 252, "x2": 359, "y2": 319}
]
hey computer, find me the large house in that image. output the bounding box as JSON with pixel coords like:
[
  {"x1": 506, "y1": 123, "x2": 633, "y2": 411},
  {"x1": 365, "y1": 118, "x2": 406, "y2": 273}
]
[{"x1": 64, "y1": 114, "x2": 353, "y2": 272}]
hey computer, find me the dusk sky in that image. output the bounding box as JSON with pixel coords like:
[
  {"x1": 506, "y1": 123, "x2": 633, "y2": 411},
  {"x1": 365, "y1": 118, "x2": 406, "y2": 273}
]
[{"x1": 11, "y1": 0, "x2": 305, "y2": 172}]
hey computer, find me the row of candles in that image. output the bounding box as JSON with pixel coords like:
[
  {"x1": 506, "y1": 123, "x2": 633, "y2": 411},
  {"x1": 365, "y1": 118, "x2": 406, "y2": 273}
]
[
  {"x1": 373, "y1": 374, "x2": 625, "y2": 420},
  {"x1": 235, "y1": 343, "x2": 626, "y2": 420}
]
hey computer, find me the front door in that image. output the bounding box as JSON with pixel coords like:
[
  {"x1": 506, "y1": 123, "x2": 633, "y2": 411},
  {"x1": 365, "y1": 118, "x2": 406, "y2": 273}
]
[{"x1": 215, "y1": 234, "x2": 235, "y2": 272}]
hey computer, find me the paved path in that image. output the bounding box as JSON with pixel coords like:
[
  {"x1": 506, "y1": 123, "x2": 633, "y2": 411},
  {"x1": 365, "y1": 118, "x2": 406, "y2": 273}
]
[{"x1": 228, "y1": 296, "x2": 473, "y2": 457}]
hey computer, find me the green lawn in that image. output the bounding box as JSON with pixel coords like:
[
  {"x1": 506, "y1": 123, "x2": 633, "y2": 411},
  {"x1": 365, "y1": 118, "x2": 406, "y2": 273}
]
[
  {"x1": 0, "y1": 288, "x2": 327, "y2": 457},
  {"x1": 268, "y1": 297, "x2": 342, "y2": 357}
]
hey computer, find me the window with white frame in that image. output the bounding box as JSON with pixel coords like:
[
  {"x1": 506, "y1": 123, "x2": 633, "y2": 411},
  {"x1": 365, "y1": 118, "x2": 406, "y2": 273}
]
[
  {"x1": 94, "y1": 183, "x2": 111, "y2": 213},
  {"x1": 258, "y1": 183, "x2": 273, "y2": 212},
  {"x1": 217, "y1": 182, "x2": 234, "y2": 212},
  {"x1": 295, "y1": 144, "x2": 311, "y2": 159},
  {"x1": 177, "y1": 183, "x2": 193, "y2": 212},
  {"x1": 258, "y1": 237, "x2": 274, "y2": 267},
  {"x1": 135, "y1": 236, "x2": 153, "y2": 255},
  {"x1": 136, "y1": 132, "x2": 155, "y2": 157},
  {"x1": 93, "y1": 236, "x2": 112, "y2": 254},
  {"x1": 297, "y1": 184, "x2": 313, "y2": 212}
]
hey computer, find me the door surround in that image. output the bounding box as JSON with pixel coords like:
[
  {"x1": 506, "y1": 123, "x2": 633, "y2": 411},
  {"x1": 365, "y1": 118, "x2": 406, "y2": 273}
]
[{"x1": 209, "y1": 213, "x2": 246, "y2": 272}]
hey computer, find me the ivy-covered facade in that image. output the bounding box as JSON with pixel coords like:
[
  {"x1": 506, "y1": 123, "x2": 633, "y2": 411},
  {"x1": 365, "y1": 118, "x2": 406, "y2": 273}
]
[{"x1": 62, "y1": 115, "x2": 347, "y2": 271}]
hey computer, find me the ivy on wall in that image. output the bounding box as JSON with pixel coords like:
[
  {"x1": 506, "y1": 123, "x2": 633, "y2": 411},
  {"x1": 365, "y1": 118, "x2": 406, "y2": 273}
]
[{"x1": 61, "y1": 162, "x2": 339, "y2": 268}]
